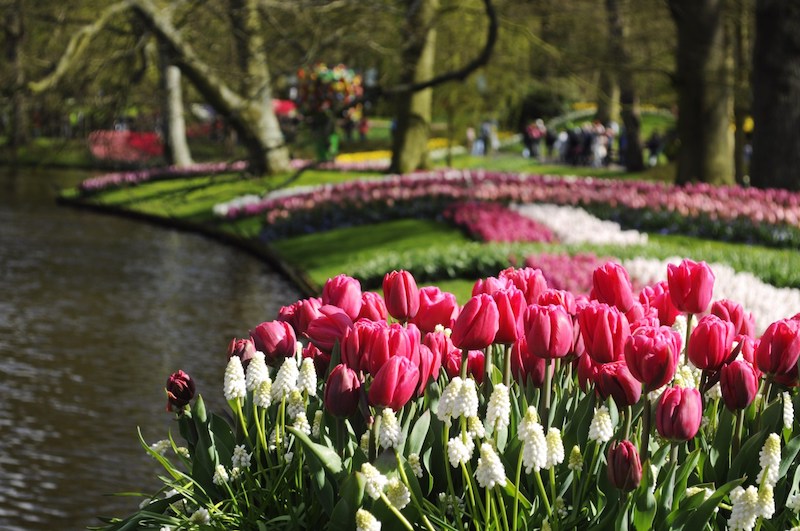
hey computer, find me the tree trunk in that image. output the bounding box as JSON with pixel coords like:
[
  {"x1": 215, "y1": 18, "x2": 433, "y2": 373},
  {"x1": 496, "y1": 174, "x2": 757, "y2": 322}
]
[
  {"x1": 158, "y1": 43, "x2": 192, "y2": 167},
  {"x1": 5, "y1": 0, "x2": 29, "y2": 149},
  {"x1": 605, "y1": 0, "x2": 645, "y2": 171},
  {"x1": 749, "y1": 0, "x2": 800, "y2": 190},
  {"x1": 390, "y1": 0, "x2": 439, "y2": 174},
  {"x1": 669, "y1": 0, "x2": 734, "y2": 185},
  {"x1": 732, "y1": 0, "x2": 753, "y2": 185},
  {"x1": 595, "y1": 69, "x2": 620, "y2": 126},
  {"x1": 131, "y1": 0, "x2": 290, "y2": 176}
]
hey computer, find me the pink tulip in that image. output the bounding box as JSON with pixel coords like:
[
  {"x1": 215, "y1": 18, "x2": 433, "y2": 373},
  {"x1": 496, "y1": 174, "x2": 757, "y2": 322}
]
[
  {"x1": 368, "y1": 356, "x2": 419, "y2": 411},
  {"x1": 639, "y1": 281, "x2": 680, "y2": 326},
  {"x1": 607, "y1": 440, "x2": 642, "y2": 492},
  {"x1": 166, "y1": 370, "x2": 195, "y2": 412},
  {"x1": 302, "y1": 342, "x2": 330, "y2": 378},
  {"x1": 305, "y1": 305, "x2": 354, "y2": 352},
  {"x1": 412, "y1": 286, "x2": 459, "y2": 333},
  {"x1": 510, "y1": 336, "x2": 551, "y2": 387},
  {"x1": 493, "y1": 287, "x2": 527, "y2": 345},
  {"x1": 596, "y1": 360, "x2": 642, "y2": 408},
  {"x1": 383, "y1": 270, "x2": 420, "y2": 321},
  {"x1": 686, "y1": 314, "x2": 735, "y2": 371},
  {"x1": 358, "y1": 291, "x2": 388, "y2": 322},
  {"x1": 499, "y1": 266, "x2": 548, "y2": 304},
  {"x1": 624, "y1": 325, "x2": 681, "y2": 389},
  {"x1": 325, "y1": 364, "x2": 361, "y2": 417},
  {"x1": 667, "y1": 259, "x2": 715, "y2": 314},
  {"x1": 524, "y1": 304, "x2": 574, "y2": 359},
  {"x1": 472, "y1": 276, "x2": 512, "y2": 296},
  {"x1": 720, "y1": 359, "x2": 759, "y2": 411},
  {"x1": 227, "y1": 337, "x2": 258, "y2": 369},
  {"x1": 577, "y1": 302, "x2": 631, "y2": 364},
  {"x1": 538, "y1": 288, "x2": 577, "y2": 315},
  {"x1": 417, "y1": 344, "x2": 440, "y2": 395},
  {"x1": 591, "y1": 261, "x2": 635, "y2": 313},
  {"x1": 656, "y1": 387, "x2": 702, "y2": 442},
  {"x1": 451, "y1": 294, "x2": 500, "y2": 350},
  {"x1": 250, "y1": 321, "x2": 297, "y2": 362},
  {"x1": 711, "y1": 299, "x2": 755, "y2": 338},
  {"x1": 756, "y1": 318, "x2": 800, "y2": 377},
  {"x1": 322, "y1": 274, "x2": 363, "y2": 320}
]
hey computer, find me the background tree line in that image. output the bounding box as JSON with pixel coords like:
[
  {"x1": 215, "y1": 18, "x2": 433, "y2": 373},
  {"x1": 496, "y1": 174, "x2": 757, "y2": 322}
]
[{"x1": 1, "y1": 0, "x2": 798, "y2": 189}]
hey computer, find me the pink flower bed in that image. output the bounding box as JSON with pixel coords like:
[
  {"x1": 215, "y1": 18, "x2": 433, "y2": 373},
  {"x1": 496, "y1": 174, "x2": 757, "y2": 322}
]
[
  {"x1": 78, "y1": 160, "x2": 248, "y2": 194},
  {"x1": 443, "y1": 201, "x2": 555, "y2": 243},
  {"x1": 525, "y1": 252, "x2": 611, "y2": 295},
  {"x1": 88, "y1": 130, "x2": 163, "y2": 162}
]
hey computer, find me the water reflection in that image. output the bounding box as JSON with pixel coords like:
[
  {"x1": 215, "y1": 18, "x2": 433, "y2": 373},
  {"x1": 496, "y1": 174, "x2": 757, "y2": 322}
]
[{"x1": 0, "y1": 167, "x2": 300, "y2": 530}]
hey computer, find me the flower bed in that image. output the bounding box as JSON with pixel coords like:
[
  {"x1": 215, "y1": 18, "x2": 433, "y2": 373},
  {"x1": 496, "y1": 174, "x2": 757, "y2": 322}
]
[
  {"x1": 214, "y1": 169, "x2": 800, "y2": 249},
  {"x1": 104, "y1": 263, "x2": 800, "y2": 530},
  {"x1": 78, "y1": 161, "x2": 248, "y2": 194},
  {"x1": 443, "y1": 201, "x2": 556, "y2": 243}
]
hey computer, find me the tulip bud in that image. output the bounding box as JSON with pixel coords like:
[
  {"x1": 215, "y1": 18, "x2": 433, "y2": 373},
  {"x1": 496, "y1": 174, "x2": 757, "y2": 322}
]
[
  {"x1": 591, "y1": 261, "x2": 635, "y2": 313},
  {"x1": 639, "y1": 281, "x2": 680, "y2": 327},
  {"x1": 686, "y1": 315, "x2": 735, "y2": 371},
  {"x1": 443, "y1": 348, "x2": 485, "y2": 384},
  {"x1": 667, "y1": 259, "x2": 715, "y2": 314},
  {"x1": 576, "y1": 352, "x2": 599, "y2": 393},
  {"x1": 577, "y1": 302, "x2": 631, "y2": 364},
  {"x1": 720, "y1": 359, "x2": 759, "y2": 411},
  {"x1": 624, "y1": 325, "x2": 682, "y2": 390},
  {"x1": 368, "y1": 355, "x2": 420, "y2": 411},
  {"x1": 417, "y1": 344, "x2": 440, "y2": 395},
  {"x1": 250, "y1": 321, "x2": 297, "y2": 363},
  {"x1": 324, "y1": 364, "x2": 361, "y2": 418},
  {"x1": 358, "y1": 291, "x2": 388, "y2": 322},
  {"x1": 525, "y1": 304, "x2": 574, "y2": 359},
  {"x1": 227, "y1": 337, "x2": 257, "y2": 369},
  {"x1": 756, "y1": 318, "x2": 800, "y2": 377},
  {"x1": 538, "y1": 288, "x2": 577, "y2": 315},
  {"x1": 451, "y1": 294, "x2": 500, "y2": 350},
  {"x1": 596, "y1": 360, "x2": 642, "y2": 408},
  {"x1": 166, "y1": 370, "x2": 195, "y2": 412},
  {"x1": 711, "y1": 299, "x2": 755, "y2": 338},
  {"x1": 412, "y1": 286, "x2": 459, "y2": 333},
  {"x1": 322, "y1": 274, "x2": 363, "y2": 320},
  {"x1": 289, "y1": 297, "x2": 323, "y2": 336},
  {"x1": 472, "y1": 276, "x2": 512, "y2": 296},
  {"x1": 499, "y1": 266, "x2": 548, "y2": 304},
  {"x1": 382, "y1": 270, "x2": 420, "y2": 321},
  {"x1": 607, "y1": 440, "x2": 642, "y2": 492},
  {"x1": 493, "y1": 287, "x2": 527, "y2": 345},
  {"x1": 305, "y1": 305, "x2": 354, "y2": 352},
  {"x1": 656, "y1": 386, "x2": 702, "y2": 442}
]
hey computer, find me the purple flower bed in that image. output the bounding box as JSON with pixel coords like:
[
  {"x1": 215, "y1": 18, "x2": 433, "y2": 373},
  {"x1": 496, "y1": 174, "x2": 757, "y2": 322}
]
[
  {"x1": 524, "y1": 252, "x2": 609, "y2": 295},
  {"x1": 443, "y1": 201, "x2": 555, "y2": 243},
  {"x1": 78, "y1": 161, "x2": 248, "y2": 194}
]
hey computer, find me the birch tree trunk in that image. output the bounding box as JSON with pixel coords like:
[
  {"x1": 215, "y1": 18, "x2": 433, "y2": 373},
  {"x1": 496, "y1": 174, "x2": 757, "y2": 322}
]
[{"x1": 158, "y1": 43, "x2": 192, "y2": 167}]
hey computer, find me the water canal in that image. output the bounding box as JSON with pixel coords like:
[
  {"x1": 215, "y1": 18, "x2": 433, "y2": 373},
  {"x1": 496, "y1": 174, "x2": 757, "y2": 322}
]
[{"x1": 0, "y1": 166, "x2": 300, "y2": 530}]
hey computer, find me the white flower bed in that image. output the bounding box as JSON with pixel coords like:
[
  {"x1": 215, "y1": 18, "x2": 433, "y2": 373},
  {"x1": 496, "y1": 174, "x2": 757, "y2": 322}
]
[
  {"x1": 623, "y1": 256, "x2": 800, "y2": 334},
  {"x1": 512, "y1": 203, "x2": 648, "y2": 246}
]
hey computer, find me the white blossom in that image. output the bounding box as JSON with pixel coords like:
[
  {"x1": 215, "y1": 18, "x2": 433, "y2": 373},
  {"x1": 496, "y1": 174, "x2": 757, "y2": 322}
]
[
  {"x1": 223, "y1": 356, "x2": 247, "y2": 401},
  {"x1": 245, "y1": 351, "x2": 269, "y2": 391},
  {"x1": 232, "y1": 444, "x2": 251, "y2": 469},
  {"x1": 149, "y1": 439, "x2": 170, "y2": 456},
  {"x1": 254, "y1": 379, "x2": 272, "y2": 408},
  {"x1": 271, "y1": 357, "x2": 299, "y2": 402},
  {"x1": 728, "y1": 486, "x2": 760, "y2": 531},
  {"x1": 437, "y1": 377, "x2": 479, "y2": 426},
  {"x1": 355, "y1": 508, "x2": 381, "y2": 531},
  {"x1": 379, "y1": 409, "x2": 402, "y2": 449},
  {"x1": 786, "y1": 492, "x2": 800, "y2": 512},
  {"x1": 545, "y1": 428, "x2": 565, "y2": 469},
  {"x1": 468, "y1": 416, "x2": 486, "y2": 440},
  {"x1": 312, "y1": 410, "x2": 323, "y2": 438},
  {"x1": 588, "y1": 405, "x2": 614, "y2": 443},
  {"x1": 705, "y1": 382, "x2": 722, "y2": 401},
  {"x1": 408, "y1": 453, "x2": 423, "y2": 478},
  {"x1": 293, "y1": 411, "x2": 312, "y2": 435},
  {"x1": 189, "y1": 507, "x2": 210, "y2": 525},
  {"x1": 783, "y1": 392, "x2": 794, "y2": 430},
  {"x1": 175, "y1": 447, "x2": 190, "y2": 459},
  {"x1": 673, "y1": 363, "x2": 699, "y2": 389},
  {"x1": 298, "y1": 357, "x2": 317, "y2": 394},
  {"x1": 212, "y1": 464, "x2": 229, "y2": 486},
  {"x1": 447, "y1": 436, "x2": 475, "y2": 468},
  {"x1": 486, "y1": 384, "x2": 511, "y2": 433},
  {"x1": 568, "y1": 445, "x2": 583, "y2": 471},
  {"x1": 360, "y1": 431, "x2": 371, "y2": 454},
  {"x1": 287, "y1": 389, "x2": 305, "y2": 419},
  {"x1": 513, "y1": 203, "x2": 647, "y2": 246},
  {"x1": 519, "y1": 406, "x2": 547, "y2": 473},
  {"x1": 385, "y1": 477, "x2": 411, "y2": 509},
  {"x1": 758, "y1": 433, "x2": 781, "y2": 487},
  {"x1": 361, "y1": 463, "x2": 388, "y2": 500},
  {"x1": 284, "y1": 451, "x2": 294, "y2": 464},
  {"x1": 759, "y1": 483, "x2": 775, "y2": 520},
  {"x1": 475, "y1": 443, "x2": 507, "y2": 489}
]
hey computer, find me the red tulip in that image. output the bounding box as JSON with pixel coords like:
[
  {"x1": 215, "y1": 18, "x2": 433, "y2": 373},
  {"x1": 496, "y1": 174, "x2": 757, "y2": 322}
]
[
  {"x1": 720, "y1": 360, "x2": 759, "y2": 411},
  {"x1": 596, "y1": 360, "x2": 642, "y2": 408},
  {"x1": 358, "y1": 291, "x2": 388, "y2": 322},
  {"x1": 423, "y1": 329, "x2": 457, "y2": 363},
  {"x1": 166, "y1": 370, "x2": 195, "y2": 412},
  {"x1": 383, "y1": 270, "x2": 420, "y2": 321},
  {"x1": 322, "y1": 274, "x2": 363, "y2": 320},
  {"x1": 368, "y1": 356, "x2": 419, "y2": 411},
  {"x1": 277, "y1": 297, "x2": 323, "y2": 336},
  {"x1": 538, "y1": 288, "x2": 577, "y2": 315},
  {"x1": 624, "y1": 326, "x2": 681, "y2": 389},
  {"x1": 639, "y1": 281, "x2": 680, "y2": 327},
  {"x1": 417, "y1": 344, "x2": 440, "y2": 395},
  {"x1": 499, "y1": 266, "x2": 548, "y2": 304},
  {"x1": 711, "y1": 299, "x2": 755, "y2": 338},
  {"x1": 325, "y1": 364, "x2": 361, "y2": 417},
  {"x1": 443, "y1": 348, "x2": 485, "y2": 384},
  {"x1": 667, "y1": 259, "x2": 715, "y2": 314},
  {"x1": 250, "y1": 321, "x2": 297, "y2": 363},
  {"x1": 686, "y1": 315, "x2": 735, "y2": 371},
  {"x1": 472, "y1": 276, "x2": 512, "y2": 296},
  {"x1": 302, "y1": 342, "x2": 330, "y2": 378},
  {"x1": 756, "y1": 318, "x2": 800, "y2": 377},
  {"x1": 576, "y1": 352, "x2": 599, "y2": 392},
  {"x1": 305, "y1": 305, "x2": 354, "y2": 352},
  {"x1": 656, "y1": 387, "x2": 702, "y2": 442},
  {"x1": 591, "y1": 261, "x2": 635, "y2": 313},
  {"x1": 607, "y1": 440, "x2": 642, "y2": 491},
  {"x1": 451, "y1": 294, "x2": 500, "y2": 350},
  {"x1": 525, "y1": 304, "x2": 574, "y2": 359},
  {"x1": 511, "y1": 336, "x2": 552, "y2": 387},
  {"x1": 577, "y1": 302, "x2": 631, "y2": 364},
  {"x1": 412, "y1": 286, "x2": 459, "y2": 333},
  {"x1": 493, "y1": 287, "x2": 527, "y2": 344},
  {"x1": 227, "y1": 337, "x2": 257, "y2": 369}
]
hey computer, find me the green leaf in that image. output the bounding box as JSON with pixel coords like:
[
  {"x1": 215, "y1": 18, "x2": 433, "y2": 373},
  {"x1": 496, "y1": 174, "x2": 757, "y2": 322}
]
[
  {"x1": 406, "y1": 409, "x2": 430, "y2": 460},
  {"x1": 728, "y1": 428, "x2": 767, "y2": 482},
  {"x1": 327, "y1": 471, "x2": 365, "y2": 530},
  {"x1": 671, "y1": 477, "x2": 745, "y2": 530},
  {"x1": 779, "y1": 431, "x2": 800, "y2": 479},
  {"x1": 672, "y1": 448, "x2": 701, "y2": 511},
  {"x1": 287, "y1": 426, "x2": 344, "y2": 478},
  {"x1": 633, "y1": 466, "x2": 657, "y2": 531}
]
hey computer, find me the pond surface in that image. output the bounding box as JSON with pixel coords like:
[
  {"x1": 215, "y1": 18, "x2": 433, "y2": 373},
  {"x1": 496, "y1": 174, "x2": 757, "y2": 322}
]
[{"x1": 0, "y1": 166, "x2": 300, "y2": 530}]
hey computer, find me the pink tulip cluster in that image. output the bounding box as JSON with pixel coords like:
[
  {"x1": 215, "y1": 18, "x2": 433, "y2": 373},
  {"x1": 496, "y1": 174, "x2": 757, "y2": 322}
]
[
  {"x1": 443, "y1": 201, "x2": 556, "y2": 243},
  {"x1": 524, "y1": 252, "x2": 615, "y2": 295},
  {"x1": 79, "y1": 160, "x2": 248, "y2": 194},
  {"x1": 87, "y1": 130, "x2": 163, "y2": 162},
  {"x1": 214, "y1": 169, "x2": 800, "y2": 247}
]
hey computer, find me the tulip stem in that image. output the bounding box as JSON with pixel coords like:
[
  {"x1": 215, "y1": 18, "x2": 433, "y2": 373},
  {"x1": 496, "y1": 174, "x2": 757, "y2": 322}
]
[
  {"x1": 512, "y1": 447, "x2": 523, "y2": 530},
  {"x1": 379, "y1": 492, "x2": 414, "y2": 531},
  {"x1": 394, "y1": 449, "x2": 437, "y2": 531},
  {"x1": 641, "y1": 395, "x2": 651, "y2": 462},
  {"x1": 733, "y1": 409, "x2": 745, "y2": 459},
  {"x1": 542, "y1": 359, "x2": 553, "y2": 429},
  {"x1": 495, "y1": 487, "x2": 510, "y2": 531},
  {"x1": 685, "y1": 313, "x2": 693, "y2": 358},
  {"x1": 533, "y1": 468, "x2": 552, "y2": 516},
  {"x1": 461, "y1": 348, "x2": 469, "y2": 380},
  {"x1": 484, "y1": 346, "x2": 493, "y2": 403},
  {"x1": 504, "y1": 344, "x2": 512, "y2": 388},
  {"x1": 624, "y1": 405, "x2": 632, "y2": 441}
]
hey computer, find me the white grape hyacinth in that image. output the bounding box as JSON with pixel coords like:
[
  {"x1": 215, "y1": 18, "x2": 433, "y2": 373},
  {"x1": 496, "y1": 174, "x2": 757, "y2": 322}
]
[
  {"x1": 385, "y1": 477, "x2": 411, "y2": 509},
  {"x1": 783, "y1": 392, "x2": 794, "y2": 430},
  {"x1": 758, "y1": 433, "x2": 781, "y2": 487},
  {"x1": 485, "y1": 383, "x2": 511, "y2": 433},
  {"x1": 298, "y1": 357, "x2": 317, "y2": 394},
  {"x1": 588, "y1": 405, "x2": 614, "y2": 443},
  {"x1": 728, "y1": 486, "x2": 760, "y2": 531},
  {"x1": 361, "y1": 463, "x2": 388, "y2": 500},
  {"x1": 231, "y1": 444, "x2": 251, "y2": 469},
  {"x1": 254, "y1": 378, "x2": 272, "y2": 409},
  {"x1": 437, "y1": 377, "x2": 479, "y2": 426},
  {"x1": 355, "y1": 508, "x2": 381, "y2": 531},
  {"x1": 447, "y1": 436, "x2": 475, "y2": 468},
  {"x1": 518, "y1": 406, "x2": 547, "y2": 473},
  {"x1": 223, "y1": 356, "x2": 247, "y2": 401},
  {"x1": 245, "y1": 351, "x2": 269, "y2": 391},
  {"x1": 545, "y1": 428, "x2": 565, "y2": 469},
  {"x1": 379, "y1": 408, "x2": 402, "y2": 449},
  {"x1": 475, "y1": 443, "x2": 507, "y2": 489},
  {"x1": 271, "y1": 356, "x2": 299, "y2": 402}
]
